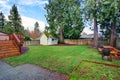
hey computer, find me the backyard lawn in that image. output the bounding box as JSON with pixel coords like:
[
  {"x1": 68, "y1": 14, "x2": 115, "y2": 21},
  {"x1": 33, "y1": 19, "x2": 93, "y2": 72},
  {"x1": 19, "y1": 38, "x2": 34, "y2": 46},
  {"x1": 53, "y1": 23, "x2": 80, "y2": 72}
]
[
  {"x1": 69, "y1": 62, "x2": 120, "y2": 80},
  {"x1": 2, "y1": 45, "x2": 120, "y2": 79}
]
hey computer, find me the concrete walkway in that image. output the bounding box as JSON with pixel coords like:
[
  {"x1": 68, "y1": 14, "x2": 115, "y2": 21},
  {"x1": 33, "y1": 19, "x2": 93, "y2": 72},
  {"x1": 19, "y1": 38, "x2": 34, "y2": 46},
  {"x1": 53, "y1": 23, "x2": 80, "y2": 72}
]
[{"x1": 0, "y1": 61, "x2": 67, "y2": 80}]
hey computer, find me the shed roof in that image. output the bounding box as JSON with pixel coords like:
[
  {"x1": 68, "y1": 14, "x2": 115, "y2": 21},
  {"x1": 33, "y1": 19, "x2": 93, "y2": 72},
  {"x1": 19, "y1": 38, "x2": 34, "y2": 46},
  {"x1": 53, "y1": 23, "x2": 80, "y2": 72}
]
[{"x1": 40, "y1": 32, "x2": 57, "y2": 39}]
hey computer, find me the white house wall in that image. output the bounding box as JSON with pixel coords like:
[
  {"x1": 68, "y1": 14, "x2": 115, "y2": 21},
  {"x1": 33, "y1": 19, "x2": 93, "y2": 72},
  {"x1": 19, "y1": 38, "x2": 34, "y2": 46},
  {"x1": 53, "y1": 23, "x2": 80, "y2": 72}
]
[
  {"x1": 40, "y1": 34, "x2": 48, "y2": 45},
  {"x1": 47, "y1": 38, "x2": 58, "y2": 45}
]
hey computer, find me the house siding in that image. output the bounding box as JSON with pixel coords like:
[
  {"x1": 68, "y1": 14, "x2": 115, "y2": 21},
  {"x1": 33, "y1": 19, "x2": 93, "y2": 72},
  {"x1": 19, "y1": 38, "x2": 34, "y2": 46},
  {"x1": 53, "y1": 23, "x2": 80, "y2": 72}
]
[
  {"x1": 40, "y1": 33, "x2": 58, "y2": 45},
  {"x1": 40, "y1": 34, "x2": 48, "y2": 45},
  {"x1": 47, "y1": 38, "x2": 58, "y2": 45}
]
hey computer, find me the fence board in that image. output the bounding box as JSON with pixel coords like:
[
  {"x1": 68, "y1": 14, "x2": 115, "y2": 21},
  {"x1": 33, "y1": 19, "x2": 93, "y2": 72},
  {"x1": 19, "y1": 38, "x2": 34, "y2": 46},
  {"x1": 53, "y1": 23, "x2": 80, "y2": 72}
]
[
  {"x1": 23, "y1": 40, "x2": 40, "y2": 46},
  {"x1": 64, "y1": 39, "x2": 108, "y2": 45},
  {"x1": 64, "y1": 39, "x2": 93, "y2": 45}
]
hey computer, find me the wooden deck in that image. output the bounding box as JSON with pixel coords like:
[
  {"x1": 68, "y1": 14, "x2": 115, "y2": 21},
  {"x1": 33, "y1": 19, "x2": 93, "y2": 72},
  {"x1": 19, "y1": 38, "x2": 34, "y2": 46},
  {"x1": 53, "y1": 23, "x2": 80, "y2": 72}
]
[
  {"x1": 0, "y1": 33, "x2": 24, "y2": 58},
  {"x1": 98, "y1": 46, "x2": 120, "y2": 56}
]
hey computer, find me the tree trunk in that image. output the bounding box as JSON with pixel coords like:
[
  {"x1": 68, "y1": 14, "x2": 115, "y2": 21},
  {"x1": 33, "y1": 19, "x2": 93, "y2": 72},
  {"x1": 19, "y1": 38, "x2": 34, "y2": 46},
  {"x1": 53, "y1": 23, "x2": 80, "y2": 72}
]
[
  {"x1": 59, "y1": 27, "x2": 64, "y2": 43},
  {"x1": 110, "y1": 22, "x2": 116, "y2": 47},
  {"x1": 93, "y1": 17, "x2": 98, "y2": 48}
]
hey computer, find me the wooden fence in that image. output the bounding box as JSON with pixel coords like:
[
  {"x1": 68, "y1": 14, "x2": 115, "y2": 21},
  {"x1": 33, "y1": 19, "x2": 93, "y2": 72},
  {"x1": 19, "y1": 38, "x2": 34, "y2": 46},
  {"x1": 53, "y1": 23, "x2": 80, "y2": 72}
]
[
  {"x1": 23, "y1": 40, "x2": 40, "y2": 46},
  {"x1": 23, "y1": 39, "x2": 119, "y2": 46},
  {"x1": 64, "y1": 39, "x2": 93, "y2": 45},
  {"x1": 64, "y1": 39, "x2": 109, "y2": 45}
]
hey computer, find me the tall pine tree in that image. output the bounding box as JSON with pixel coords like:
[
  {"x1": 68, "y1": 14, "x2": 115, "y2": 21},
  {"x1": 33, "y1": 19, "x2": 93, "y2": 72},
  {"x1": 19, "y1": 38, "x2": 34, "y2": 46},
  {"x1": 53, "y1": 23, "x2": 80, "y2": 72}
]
[
  {"x1": 45, "y1": 0, "x2": 84, "y2": 43},
  {"x1": 6, "y1": 4, "x2": 24, "y2": 34},
  {"x1": 83, "y1": 0, "x2": 99, "y2": 48},
  {"x1": 0, "y1": 12, "x2": 5, "y2": 31},
  {"x1": 34, "y1": 22, "x2": 40, "y2": 32},
  {"x1": 98, "y1": 0, "x2": 119, "y2": 47}
]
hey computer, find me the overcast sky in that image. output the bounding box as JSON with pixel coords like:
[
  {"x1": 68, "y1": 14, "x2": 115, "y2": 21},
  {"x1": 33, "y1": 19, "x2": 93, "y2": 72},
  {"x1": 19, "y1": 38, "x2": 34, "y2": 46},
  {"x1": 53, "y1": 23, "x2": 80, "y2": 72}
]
[{"x1": 0, "y1": 0, "x2": 93, "y2": 34}]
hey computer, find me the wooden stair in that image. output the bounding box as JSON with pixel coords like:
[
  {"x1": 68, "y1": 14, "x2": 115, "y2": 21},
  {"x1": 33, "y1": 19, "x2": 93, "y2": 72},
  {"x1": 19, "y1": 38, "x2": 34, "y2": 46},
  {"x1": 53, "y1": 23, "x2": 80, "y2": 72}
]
[{"x1": 0, "y1": 40, "x2": 20, "y2": 58}]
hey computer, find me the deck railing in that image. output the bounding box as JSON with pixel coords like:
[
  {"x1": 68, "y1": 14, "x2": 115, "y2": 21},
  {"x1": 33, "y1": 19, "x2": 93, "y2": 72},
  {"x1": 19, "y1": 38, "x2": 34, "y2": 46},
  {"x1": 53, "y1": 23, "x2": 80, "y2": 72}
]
[{"x1": 9, "y1": 33, "x2": 24, "y2": 53}]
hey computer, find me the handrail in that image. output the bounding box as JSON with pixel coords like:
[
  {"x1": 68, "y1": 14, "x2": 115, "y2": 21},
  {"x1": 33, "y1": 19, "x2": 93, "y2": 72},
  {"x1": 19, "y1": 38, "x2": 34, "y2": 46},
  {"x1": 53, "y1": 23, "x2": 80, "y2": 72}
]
[
  {"x1": 13, "y1": 33, "x2": 21, "y2": 43},
  {"x1": 9, "y1": 33, "x2": 23, "y2": 53}
]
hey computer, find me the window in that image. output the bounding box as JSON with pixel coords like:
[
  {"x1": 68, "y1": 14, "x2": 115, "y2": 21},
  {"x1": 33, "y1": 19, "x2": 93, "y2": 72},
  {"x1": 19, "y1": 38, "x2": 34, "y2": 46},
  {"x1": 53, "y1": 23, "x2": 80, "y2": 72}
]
[{"x1": 52, "y1": 38, "x2": 54, "y2": 41}]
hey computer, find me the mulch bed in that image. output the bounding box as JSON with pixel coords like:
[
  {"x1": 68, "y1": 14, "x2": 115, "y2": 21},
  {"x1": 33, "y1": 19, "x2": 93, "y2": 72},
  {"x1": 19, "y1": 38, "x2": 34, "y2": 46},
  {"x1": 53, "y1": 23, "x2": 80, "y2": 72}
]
[{"x1": 21, "y1": 47, "x2": 29, "y2": 54}]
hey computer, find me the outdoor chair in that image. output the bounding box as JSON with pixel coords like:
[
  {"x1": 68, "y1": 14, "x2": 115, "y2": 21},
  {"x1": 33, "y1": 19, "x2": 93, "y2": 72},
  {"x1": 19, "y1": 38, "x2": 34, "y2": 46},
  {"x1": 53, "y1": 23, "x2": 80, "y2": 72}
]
[{"x1": 102, "y1": 48, "x2": 112, "y2": 61}]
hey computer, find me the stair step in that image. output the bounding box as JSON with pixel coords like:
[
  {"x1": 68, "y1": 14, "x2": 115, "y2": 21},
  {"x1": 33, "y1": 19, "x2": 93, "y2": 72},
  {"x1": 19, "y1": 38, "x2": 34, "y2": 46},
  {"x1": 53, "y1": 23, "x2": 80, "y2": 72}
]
[
  {"x1": 0, "y1": 51, "x2": 20, "y2": 54},
  {"x1": 0, "y1": 50, "x2": 20, "y2": 53},
  {"x1": 0, "y1": 51, "x2": 20, "y2": 53},
  {"x1": 0, "y1": 48, "x2": 19, "y2": 50},
  {"x1": 1, "y1": 46, "x2": 17, "y2": 47},
  {"x1": 0, "y1": 44, "x2": 15, "y2": 46},
  {"x1": 0, "y1": 42, "x2": 14, "y2": 44},
  {"x1": 0, "y1": 53, "x2": 20, "y2": 58},
  {"x1": 0, "y1": 40, "x2": 21, "y2": 58},
  {"x1": 0, "y1": 48, "x2": 18, "y2": 51},
  {"x1": 0, "y1": 46, "x2": 18, "y2": 48},
  {"x1": 5, "y1": 53, "x2": 20, "y2": 57}
]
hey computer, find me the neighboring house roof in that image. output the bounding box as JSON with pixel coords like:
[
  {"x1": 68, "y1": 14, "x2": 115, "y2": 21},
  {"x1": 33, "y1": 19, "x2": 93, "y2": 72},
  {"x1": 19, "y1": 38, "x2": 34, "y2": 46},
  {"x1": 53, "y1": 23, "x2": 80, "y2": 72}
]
[
  {"x1": 26, "y1": 31, "x2": 40, "y2": 40},
  {"x1": 0, "y1": 31, "x2": 9, "y2": 35},
  {"x1": 80, "y1": 33, "x2": 103, "y2": 39},
  {"x1": 80, "y1": 34, "x2": 94, "y2": 39}
]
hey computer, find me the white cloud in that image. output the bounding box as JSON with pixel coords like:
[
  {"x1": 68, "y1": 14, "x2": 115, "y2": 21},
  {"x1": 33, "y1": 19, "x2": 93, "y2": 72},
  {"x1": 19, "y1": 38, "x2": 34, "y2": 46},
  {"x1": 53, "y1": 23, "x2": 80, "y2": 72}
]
[
  {"x1": 18, "y1": 0, "x2": 48, "y2": 6},
  {"x1": 0, "y1": 0, "x2": 11, "y2": 12},
  {"x1": 0, "y1": 0, "x2": 11, "y2": 15},
  {"x1": 21, "y1": 16, "x2": 46, "y2": 32},
  {"x1": 0, "y1": 0, "x2": 48, "y2": 14},
  {"x1": 5, "y1": 15, "x2": 46, "y2": 31},
  {"x1": 0, "y1": 0, "x2": 47, "y2": 32},
  {"x1": 17, "y1": 0, "x2": 48, "y2": 11}
]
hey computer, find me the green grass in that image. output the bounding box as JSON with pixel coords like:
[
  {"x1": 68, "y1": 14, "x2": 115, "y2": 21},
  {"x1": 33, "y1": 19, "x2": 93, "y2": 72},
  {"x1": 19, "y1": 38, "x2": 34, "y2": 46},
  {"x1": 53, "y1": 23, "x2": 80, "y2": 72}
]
[
  {"x1": 2, "y1": 46, "x2": 120, "y2": 75},
  {"x1": 69, "y1": 62, "x2": 120, "y2": 80}
]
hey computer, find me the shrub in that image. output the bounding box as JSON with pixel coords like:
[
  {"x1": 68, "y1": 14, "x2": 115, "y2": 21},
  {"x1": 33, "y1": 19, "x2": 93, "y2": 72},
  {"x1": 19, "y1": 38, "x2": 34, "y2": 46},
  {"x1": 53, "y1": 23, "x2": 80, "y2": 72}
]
[{"x1": 24, "y1": 36, "x2": 31, "y2": 41}]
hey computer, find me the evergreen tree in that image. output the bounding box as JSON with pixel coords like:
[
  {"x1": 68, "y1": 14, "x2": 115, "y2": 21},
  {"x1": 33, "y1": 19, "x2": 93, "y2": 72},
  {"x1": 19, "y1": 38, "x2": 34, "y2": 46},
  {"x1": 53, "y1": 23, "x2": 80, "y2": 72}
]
[
  {"x1": 3, "y1": 22, "x2": 14, "y2": 34},
  {"x1": 63, "y1": 0, "x2": 84, "y2": 39},
  {"x1": 84, "y1": 0, "x2": 120, "y2": 47},
  {"x1": 98, "y1": 0, "x2": 119, "y2": 47},
  {"x1": 7, "y1": 4, "x2": 24, "y2": 34},
  {"x1": 45, "y1": 0, "x2": 84, "y2": 43},
  {"x1": 0, "y1": 12, "x2": 5, "y2": 31},
  {"x1": 83, "y1": 0, "x2": 99, "y2": 48},
  {"x1": 34, "y1": 22, "x2": 40, "y2": 32}
]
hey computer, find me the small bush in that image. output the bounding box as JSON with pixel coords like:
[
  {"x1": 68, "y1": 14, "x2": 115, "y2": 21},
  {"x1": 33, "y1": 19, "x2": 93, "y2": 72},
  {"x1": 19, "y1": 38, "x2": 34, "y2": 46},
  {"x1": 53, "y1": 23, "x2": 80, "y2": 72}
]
[{"x1": 24, "y1": 36, "x2": 31, "y2": 41}]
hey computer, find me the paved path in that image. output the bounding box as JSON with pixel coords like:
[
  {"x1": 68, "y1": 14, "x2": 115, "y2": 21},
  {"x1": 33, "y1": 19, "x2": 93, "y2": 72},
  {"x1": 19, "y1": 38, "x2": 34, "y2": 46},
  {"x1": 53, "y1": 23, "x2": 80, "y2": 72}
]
[{"x1": 0, "y1": 61, "x2": 67, "y2": 80}]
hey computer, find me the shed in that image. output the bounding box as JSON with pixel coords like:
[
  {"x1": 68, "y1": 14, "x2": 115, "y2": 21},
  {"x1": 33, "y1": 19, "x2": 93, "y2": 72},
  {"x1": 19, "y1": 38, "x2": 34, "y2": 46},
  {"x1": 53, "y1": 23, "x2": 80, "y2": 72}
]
[
  {"x1": 40, "y1": 33, "x2": 58, "y2": 45},
  {"x1": 0, "y1": 31, "x2": 9, "y2": 41}
]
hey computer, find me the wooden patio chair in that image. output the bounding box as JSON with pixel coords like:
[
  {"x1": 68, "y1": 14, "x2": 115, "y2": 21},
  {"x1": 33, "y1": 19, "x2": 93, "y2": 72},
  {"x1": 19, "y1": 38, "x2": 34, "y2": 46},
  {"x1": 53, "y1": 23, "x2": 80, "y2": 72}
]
[{"x1": 103, "y1": 46, "x2": 120, "y2": 56}]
